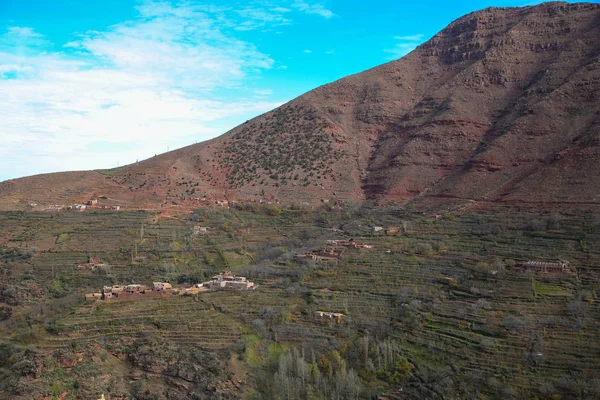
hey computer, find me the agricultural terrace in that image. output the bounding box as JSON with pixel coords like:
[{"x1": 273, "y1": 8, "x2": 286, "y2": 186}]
[{"x1": 0, "y1": 204, "x2": 599, "y2": 399}]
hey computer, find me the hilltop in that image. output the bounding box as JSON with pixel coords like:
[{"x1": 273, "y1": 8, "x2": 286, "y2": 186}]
[{"x1": 2, "y1": 2, "x2": 600, "y2": 211}]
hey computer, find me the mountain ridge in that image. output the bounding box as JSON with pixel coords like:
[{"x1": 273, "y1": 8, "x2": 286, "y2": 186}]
[{"x1": 2, "y1": 1, "x2": 600, "y2": 210}]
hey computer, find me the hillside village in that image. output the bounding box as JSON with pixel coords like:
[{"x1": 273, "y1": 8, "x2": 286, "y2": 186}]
[
  {"x1": 0, "y1": 200, "x2": 593, "y2": 400},
  {"x1": 1, "y1": 3, "x2": 599, "y2": 399},
  {"x1": 84, "y1": 271, "x2": 257, "y2": 302}
]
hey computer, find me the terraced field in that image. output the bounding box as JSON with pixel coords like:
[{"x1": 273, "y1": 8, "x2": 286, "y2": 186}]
[{"x1": 0, "y1": 205, "x2": 599, "y2": 399}]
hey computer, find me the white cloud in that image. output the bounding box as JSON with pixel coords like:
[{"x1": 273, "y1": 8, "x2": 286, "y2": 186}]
[
  {"x1": 394, "y1": 34, "x2": 424, "y2": 41},
  {"x1": 254, "y1": 89, "x2": 273, "y2": 96},
  {"x1": 303, "y1": 49, "x2": 312, "y2": 54},
  {"x1": 0, "y1": 25, "x2": 51, "y2": 51},
  {"x1": 6, "y1": 27, "x2": 42, "y2": 38},
  {"x1": 384, "y1": 33, "x2": 425, "y2": 60},
  {"x1": 0, "y1": 2, "x2": 287, "y2": 181},
  {"x1": 292, "y1": 0, "x2": 334, "y2": 18},
  {"x1": 235, "y1": 7, "x2": 292, "y2": 31}
]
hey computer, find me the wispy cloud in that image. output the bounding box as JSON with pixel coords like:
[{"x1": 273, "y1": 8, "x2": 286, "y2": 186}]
[
  {"x1": 384, "y1": 33, "x2": 424, "y2": 60},
  {"x1": 0, "y1": 1, "x2": 292, "y2": 180},
  {"x1": 292, "y1": 0, "x2": 334, "y2": 18},
  {"x1": 254, "y1": 88, "x2": 273, "y2": 96},
  {"x1": 234, "y1": 7, "x2": 293, "y2": 31},
  {"x1": 394, "y1": 34, "x2": 424, "y2": 42}
]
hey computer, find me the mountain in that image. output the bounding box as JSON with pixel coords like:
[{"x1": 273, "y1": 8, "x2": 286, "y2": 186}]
[{"x1": 2, "y1": 1, "x2": 600, "y2": 210}]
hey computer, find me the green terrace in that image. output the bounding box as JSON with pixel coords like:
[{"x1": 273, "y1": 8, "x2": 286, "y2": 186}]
[{"x1": 0, "y1": 205, "x2": 599, "y2": 399}]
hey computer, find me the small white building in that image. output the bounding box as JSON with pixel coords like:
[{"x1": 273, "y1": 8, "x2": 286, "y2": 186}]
[
  {"x1": 193, "y1": 226, "x2": 208, "y2": 235},
  {"x1": 69, "y1": 204, "x2": 87, "y2": 211}
]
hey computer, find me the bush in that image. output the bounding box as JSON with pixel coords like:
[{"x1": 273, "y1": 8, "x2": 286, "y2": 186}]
[
  {"x1": 524, "y1": 219, "x2": 547, "y2": 232},
  {"x1": 502, "y1": 316, "x2": 529, "y2": 334},
  {"x1": 264, "y1": 204, "x2": 282, "y2": 216}
]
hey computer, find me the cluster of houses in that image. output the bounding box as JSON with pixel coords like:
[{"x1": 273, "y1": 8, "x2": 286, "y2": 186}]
[
  {"x1": 77, "y1": 256, "x2": 108, "y2": 271},
  {"x1": 84, "y1": 271, "x2": 256, "y2": 302},
  {"x1": 172, "y1": 196, "x2": 231, "y2": 208},
  {"x1": 314, "y1": 311, "x2": 345, "y2": 324},
  {"x1": 71, "y1": 198, "x2": 120, "y2": 211},
  {"x1": 512, "y1": 260, "x2": 574, "y2": 274},
  {"x1": 86, "y1": 282, "x2": 195, "y2": 301},
  {"x1": 40, "y1": 198, "x2": 121, "y2": 213},
  {"x1": 295, "y1": 239, "x2": 374, "y2": 264}
]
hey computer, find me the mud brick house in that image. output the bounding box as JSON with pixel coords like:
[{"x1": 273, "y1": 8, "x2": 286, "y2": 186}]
[
  {"x1": 326, "y1": 239, "x2": 373, "y2": 249},
  {"x1": 153, "y1": 282, "x2": 172, "y2": 291},
  {"x1": 318, "y1": 247, "x2": 344, "y2": 256},
  {"x1": 69, "y1": 204, "x2": 87, "y2": 211},
  {"x1": 295, "y1": 252, "x2": 318, "y2": 261},
  {"x1": 193, "y1": 226, "x2": 208, "y2": 235},
  {"x1": 43, "y1": 205, "x2": 64, "y2": 212},
  {"x1": 385, "y1": 227, "x2": 401, "y2": 235},
  {"x1": 314, "y1": 311, "x2": 344, "y2": 323},
  {"x1": 327, "y1": 239, "x2": 351, "y2": 246},
  {"x1": 125, "y1": 284, "x2": 149, "y2": 293},
  {"x1": 100, "y1": 285, "x2": 124, "y2": 299},
  {"x1": 89, "y1": 256, "x2": 101, "y2": 265},
  {"x1": 295, "y1": 247, "x2": 344, "y2": 264},
  {"x1": 77, "y1": 256, "x2": 107, "y2": 270},
  {"x1": 514, "y1": 260, "x2": 573, "y2": 274},
  {"x1": 84, "y1": 292, "x2": 102, "y2": 301},
  {"x1": 204, "y1": 271, "x2": 256, "y2": 290},
  {"x1": 315, "y1": 247, "x2": 346, "y2": 262}
]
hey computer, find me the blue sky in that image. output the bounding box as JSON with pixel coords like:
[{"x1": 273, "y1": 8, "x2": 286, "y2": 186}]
[{"x1": 0, "y1": 0, "x2": 595, "y2": 181}]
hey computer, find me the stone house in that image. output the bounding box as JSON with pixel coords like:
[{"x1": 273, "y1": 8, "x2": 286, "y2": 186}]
[
  {"x1": 125, "y1": 284, "x2": 148, "y2": 293},
  {"x1": 153, "y1": 282, "x2": 173, "y2": 291},
  {"x1": 205, "y1": 271, "x2": 255, "y2": 290},
  {"x1": 316, "y1": 247, "x2": 345, "y2": 258},
  {"x1": 84, "y1": 293, "x2": 102, "y2": 301},
  {"x1": 77, "y1": 256, "x2": 106, "y2": 270},
  {"x1": 295, "y1": 247, "x2": 344, "y2": 264},
  {"x1": 515, "y1": 260, "x2": 572, "y2": 274},
  {"x1": 294, "y1": 252, "x2": 318, "y2": 261},
  {"x1": 385, "y1": 227, "x2": 400, "y2": 235},
  {"x1": 193, "y1": 226, "x2": 208, "y2": 235},
  {"x1": 101, "y1": 285, "x2": 125, "y2": 299},
  {"x1": 326, "y1": 239, "x2": 373, "y2": 249},
  {"x1": 314, "y1": 311, "x2": 344, "y2": 323}
]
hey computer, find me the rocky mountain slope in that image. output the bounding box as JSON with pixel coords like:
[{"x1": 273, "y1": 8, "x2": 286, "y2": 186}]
[{"x1": 2, "y1": 1, "x2": 599, "y2": 209}]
